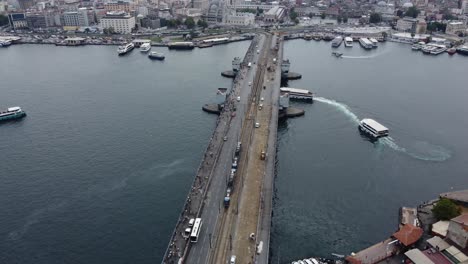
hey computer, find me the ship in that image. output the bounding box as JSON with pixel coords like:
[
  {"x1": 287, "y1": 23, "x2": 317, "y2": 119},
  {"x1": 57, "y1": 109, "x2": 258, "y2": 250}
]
[
  {"x1": 148, "y1": 51, "x2": 165, "y2": 60},
  {"x1": 358, "y1": 118, "x2": 389, "y2": 139},
  {"x1": 0, "y1": 106, "x2": 26, "y2": 122},
  {"x1": 331, "y1": 36, "x2": 343, "y2": 48},
  {"x1": 167, "y1": 42, "x2": 195, "y2": 50},
  {"x1": 344, "y1": 37, "x2": 353, "y2": 47},
  {"x1": 140, "y1": 43, "x2": 151, "y2": 52},
  {"x1": 117, "y1": 42, "x2": 135, "y2": 56},
  {"x1": 0, "y1": 40, "x2": 12, "y2": 47},
  {"x1": 456, "y1": 45, "x2": 468, "y2": 55}
]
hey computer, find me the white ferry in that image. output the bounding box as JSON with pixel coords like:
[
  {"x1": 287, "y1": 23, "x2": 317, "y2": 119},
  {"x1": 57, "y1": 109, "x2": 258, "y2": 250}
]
[
  {"x1": 456, "y1": 45, "x2": 468, "y2": 55},
  {"x1": 358, "y1": 38, "x2": 373, "y2": 49},
  {"x1": 280, "y1": 87, "x2": 313, "y2": 102},
  {"x1": 430, "y1": 45, "x2": 447, "y2": 55},
  {"x1": 140, "y1": 42, "x2": 151, "y2": 52},
  {"x1": 117, "y1": 42, "x2": 135, "y2": 55},
  {"x1": 369, "y1": 38, "x2": 378, "y2": 48},
  {"x1": 344, "y1": 37, "x2": 353, "y2": 47},
  {"x1": 358, "y1": 119, "x2": 389, "y2": 138},
  {"x1": 411, "y1": 41, "x2": 426, "y2": 50},
  {"x1": 331, "y1": 36, "x2": 343, "y2": 48}
]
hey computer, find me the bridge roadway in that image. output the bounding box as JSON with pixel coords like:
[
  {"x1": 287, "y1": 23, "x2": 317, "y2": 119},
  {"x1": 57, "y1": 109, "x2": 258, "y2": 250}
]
[{"x1": 161, "y1": 34, "x2": 268, "y2": 264}]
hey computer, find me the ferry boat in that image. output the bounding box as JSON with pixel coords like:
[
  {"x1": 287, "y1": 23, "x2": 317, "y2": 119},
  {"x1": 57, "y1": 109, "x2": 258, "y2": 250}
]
[
  {"x1": 117, "y1": 42, "x2": 134, "y2": 55},
  {"x1": 369, "y1": 38, "x2": 378, "y2": 48},
  {"x1": 304, "y1": 34, "x2": 313, "y2": 41},
  {"x1": 280, "y1": 87, "x2": 313, "y2": 102},
  {"x1": 331, "y1": 36, "x2": 343, "y2": 48},
  {"x1": 0, "y1": 106, "x2": 26, "y2": 122},
  {"x1": 422, "y1": 45, "x2": 436, "y2": 54},
  {"x1": 456, "y1": 45, "x2": 468, "y2": 55},
  {"x1": 430, "y1": 45, "x2": 447, "y2": 55},
  {"x1": 344, "y1": 37, "x2": 353, "y2": 47},
  {"x1": 358, "y1": 38, "x2": 373, "y2": 49},
  {"x1": 198, "y1": 42, "x2": 213, "y2": 48},
  {"x1": 148, "y1": 51, "x2": 165, "y2": 60},
  {"x1": 167, "y1": 42, "x2": 195, "y2": 50},
  {"x1": 358, "y1": 118, "x2": 389, "y2": 139},
  {"x1": 140, "y1": 43, "x2": 151, "y2": 52}
]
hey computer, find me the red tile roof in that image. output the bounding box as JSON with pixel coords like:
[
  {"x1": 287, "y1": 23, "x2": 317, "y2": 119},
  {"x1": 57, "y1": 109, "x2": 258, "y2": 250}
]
[{"x1": 393, "y1": 224, "x2": 423, "y2": 246}]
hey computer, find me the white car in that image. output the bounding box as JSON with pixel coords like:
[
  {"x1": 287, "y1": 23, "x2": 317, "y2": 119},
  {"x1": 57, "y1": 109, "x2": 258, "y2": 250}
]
[
  {"x1": 255, "y1": 122, "x2": 260, "y2": 128},
  {"x1": 230, "y1": 255, "x2": 236, "y2": 264},
  {"x1": 260, "y1": 97, "x2": 264, "y2": 101},
  {"x1": 237, "y1": 96, "x2": 241, "y2": 102},
  {"x1": 248, "y1": 82, "x2": 252, "y2": 86}
]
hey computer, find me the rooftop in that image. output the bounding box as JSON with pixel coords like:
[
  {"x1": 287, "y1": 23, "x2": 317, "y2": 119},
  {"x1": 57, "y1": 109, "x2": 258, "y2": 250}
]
[
  {"x1": 393, "y1": 224, "x2": 423, "y2": 246},
  {"x1": 431, "y1": 220, "x2": 450, "y2": 237},
  {"x1": 451, "y1": 213, "x2": 468, "y2": 227},
  {"x1": 427, "y1": 236, "x2": 450, "y2": 251},
  {"x1": 405, "y1": 249, "x2": 435, "y2": 264}
]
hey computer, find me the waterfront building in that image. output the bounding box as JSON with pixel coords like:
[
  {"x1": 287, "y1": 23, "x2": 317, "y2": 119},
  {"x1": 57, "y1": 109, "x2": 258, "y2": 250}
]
[
  {"x1": 205, "y1": 1, "x2": 225, "y2": 24},
  {"x1": 396, "y1": 17, "x2": 418, "y2": 33},
  {"x1": 446, "y1": 214, "x2": 468, "y2": 249},
  {"x1": 7, "y1": 12, "x2": 28, "y2": 29},
  {"x1": 100, "y1": 11, "x2": 135, "y2": 33},
  {"x1": 416, "y1": 19, "x2": 427, "y2": 34},
  {"x1": 26, "y1": 12, "x2": 56, "y2": 28},
  {"x1": 392, "y1": 224, "x2": 423, "y2": 247},
  {"x1": 223, "y1": 12, "x2": 255, "y2": 26},
  {"x1": 445, "y1": 21, "x2": 466, "y2": 35},
  {"x1": 264, "y1": 6, "x2": 285, "y2": 23},
  {"x1": 63, "y1": 9, "x2": 89, "y2": 27}
]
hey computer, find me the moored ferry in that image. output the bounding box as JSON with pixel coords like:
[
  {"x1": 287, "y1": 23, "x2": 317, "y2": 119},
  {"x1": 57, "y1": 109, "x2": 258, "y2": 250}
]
[
  {"x1": 148, "y1": 51, "x2": 165, "y2": 60},
  {"x1": 331, "y1": 36, "x2": 343, "y2": 48},
  {"x1": 0, "y1": 106, "x2": 26, "y2": 122},
  {"x1": 117, "y1": 42, "x2": 134, "y2": 55},
  {"x1": 358, "y1": 118, "x2": 389, "y2": 138},
  {"x1": 358, "y1": 38, "x2": 373, "y2": 49},
  {"x1": 456, "y1": 45, "x2": 468, "y2": 55},
  {"x1": 167, "y1": 42, "x2": 195, "y2": 50},
  {"x1": 0, "y1": 40, "x2": 12, "y2": 47},
  {"x1": 140, "y1": 42, "x2": 151, "y2": 52},
  {"x1": 411, "y1": 41, "x2": 425, "y2": 50},
  {"x1": 344, "y1": 37, "x2": 353, "y2": 47},
  {"x1": 369, "y1": 38, "x2": 378, "y2": 48},
  {"x1": 280, "y1": 87, "x2": 313, "y2": 102}
]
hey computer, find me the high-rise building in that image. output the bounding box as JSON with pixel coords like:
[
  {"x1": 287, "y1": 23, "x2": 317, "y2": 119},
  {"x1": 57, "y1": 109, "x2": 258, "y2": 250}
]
[
  {"x1": 17, "y1": 0, "x2": 34, "y2": 10},
  {"x1": 100, "y1": 11, "x2": 135, "y2": 33},
  {"x1": 62, "y1": 9, "x2": 89, "y2": 26}
]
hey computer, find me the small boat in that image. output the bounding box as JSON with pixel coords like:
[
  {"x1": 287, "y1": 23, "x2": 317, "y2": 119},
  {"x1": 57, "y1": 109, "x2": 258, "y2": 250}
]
[
  {"x1": 140, "y1": 42, "x2": 151, "y2": 52},
  {"x1": 344, "y1": 37, "x2": 353, "y2": 47},
  {"x1": 198, "y1": 42, "x2": 213, "y2": 48},
  {"x1": 457, "y1": 45, "x2": 468, "y2": 55},
  {"x1": 148, "y1": 51, "x2": 165, "y2": 60},
  {"x1": 332, "y1": 51, "x2": 343, "y2": 58},
  {"x1": 331, "y1": 36, "x2": 343, "y2": 48},
  {"x1": 303, "y1": 34, "x2": 312, "y2": 41},
  {"x1": 411, "y1": 42, "x2": 425, "y2": 50},
  {"x1": 0, "y1": 106, "x2": 26, "y2": 122},
  {"x1": 0, "y1": 40, "x2": 12, "y2": 47},
  {"x1": 117, "y1": 42, "x2": 134, "y2": 56},
  {"x1": 447, "y1": 48, "x2": 456, "y2": 55}
]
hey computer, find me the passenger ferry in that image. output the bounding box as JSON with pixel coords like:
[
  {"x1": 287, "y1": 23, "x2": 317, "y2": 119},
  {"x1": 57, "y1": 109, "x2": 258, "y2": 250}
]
[
  {"x1": 344, "y1": 37, "x2": 353, "y2": 47},
  {"x1": 369, "y1": 38, "x2": 378, "y2": 48},
  {"x1": 358, "y1": 38, "x2": 373, "y2": 49},
  {"x1": 139, "y1": 42, "x2": 151, "y2": 52},
  {"x1": 331, "y1": 36, "x2": 343, "y2": 48},
  {"x1": 280, "y1": 87, "x2": 313, "y2": 102},
  {"x1": 117, "y1": 42, "x2": 134, "y2": 55},
  {"x1": 456, "y1": 45, "x2": 468, "y2": 55},
  {"x1": 411, "y1": 42, "x2": 426, "y2": 50},
  {"x1": 167, "y1": 42, "x2": 195, "y2": 50},
  {"x1": 148, "y1": 51, "x2": 165, "y2": 60},
  {"x1": 0, "y1": 40, "x2": 12, "y2": 47},
  {"x1": 0, "y1": 106, "x2": 26, "y2": 122},
  {"x1": 430, "y1": 45, "x2": 447, "y2": 55},
  {"x1": 358, "y1": 119, "x2": 389, "y2": 139}
]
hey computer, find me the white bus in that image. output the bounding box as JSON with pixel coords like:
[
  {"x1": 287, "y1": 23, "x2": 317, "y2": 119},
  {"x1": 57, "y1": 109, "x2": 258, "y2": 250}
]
[{"x1": 190, "y1": 218, "x2": 202, "y2": 242}]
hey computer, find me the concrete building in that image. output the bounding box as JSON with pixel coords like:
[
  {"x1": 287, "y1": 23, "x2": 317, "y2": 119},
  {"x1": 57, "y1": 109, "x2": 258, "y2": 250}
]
[
  {"x1": 446, "y1": 214, "x2": 468, "y2": 249},
  {"x1": 63, "y1": 10, "x2": 89, "y2": 27},
  {"x1": 224, "y1": 12, "x2": 255, "y2": 26},
  {"x1": 205, "y1": 0, "x2": 225, "y2": 24},
  {"x1": 264, "y1": 5, "x2": 285, "y2": 23},
  {"x1": 100, "y1": 11, "x2": 135, "y2": 33},
  {"x1": 26, "y1": 12, "x2": 55, "y2": 28},
  {"x1": 104, "y1": 1, "x2": 133, "y2": 13},
  {"x1": 8, "y1": 12, "x2": 28, "y2": 29},
  {"x1": 193, "y1": 0, "x2": 209, "y2": 11},
  {"x1": 416, "y1": 19, "x2": 427, "y2": 34},
  {"x1": 446, "y1": 21, "x2": 466, "y2": 35},
  {"x1": 396, "y1": 17, "x2": 418, "y2": 32}
]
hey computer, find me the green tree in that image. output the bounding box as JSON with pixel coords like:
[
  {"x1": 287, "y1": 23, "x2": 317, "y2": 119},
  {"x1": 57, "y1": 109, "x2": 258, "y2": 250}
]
[
  {"x1": 197, "y1": 19, "x2": 208, "y2": 28},
  {"x1": 175, "y1": 18, "x2": 182, "y2": 26},
  {"x1": 239, "y1": 8, "x2": 256, "y2": 14},
  {"x1": 108, "y1": 27, "x2": 115, "y2": 34},
  {"x1": 294, "y1": 18, "x2": 299, "y2": 24},
  {"x1": 184, "y1": 17, "x2": 195, "y2": 29},
  {"x1": 289, "y1": 8, "x2": 298, "y2": 21},
  {"x1": 337, "y1": 16, "x2": 342, "y2": 23},
  {"x1": 103, "y1": 28, "x2": 109, "y2": 34},
  {"x1": 342, "y1": 15, "x2": 348, "y2": 23},
  {"x1": 432, "y1": 198, "x2": 461, "y2": 220},
  {"x1": 396, "y1": 9, "x2": 404, "y2": 17},
  {"x1": 320, "y1": 13, "x2": 326, "y2": 19},
  {"x1": 369, "y1": 13, "x2": 382, "y2": 23},
  {"x1": 405, "y1": 6, "x2": 420, "y2": 18},
  {"x1": 0, "y1": 14, "x2": 9, "y2": 26},
  {"x1": 308, "y1": 12, "x2": 314, "y2": 18}
]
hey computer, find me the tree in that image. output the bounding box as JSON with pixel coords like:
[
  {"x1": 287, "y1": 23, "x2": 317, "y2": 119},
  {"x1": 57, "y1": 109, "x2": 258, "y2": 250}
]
[
  {"x1": 0, "y1": 14, "x2": 8, "y2": 26},
  {"x1": 369, "y1": 13, "x2": 382, "y2": 23},
  {"x1": 289, "y1": 8, "x2": 298, "y2": 21},
  {"x1": 405, "y1": 6, "x2": 420, "y2": 18},
  {"x1": 294, "y1": 18, "x2": 299, "y2": 24},
  {"x1": 432, "y1": 198, "x2": 461, "y2": 220},
  {"x1": 320, "y1": 13, "x2": 326, "y2": 19},
  {"x1": 108, "y1": 27, "x2": 115, "y2": 34},
  {"x1": 197, "y1": 19, "x2": 208, "y2": 28},
  {"x1": 396, "y1": 10, "x2": 404, "y2": 17},
  {"x1": 175, "y1": 18, "x2": 182, "y2": 26},
  {"x1": 342, "y1": 15, "x2": 348, "y2": 23},
  {"x1": 184, "y1": 17, "x2": 195, "y2": 29},
  {"x1": 337, "y1": 16, "x2": 342, "y2": 23},
  {"x1": 103, "y1": 28, "x2": 109, "y2": 34},
  {"x1": 308, "y1": 12, "x2": 314, "y2": 18}
]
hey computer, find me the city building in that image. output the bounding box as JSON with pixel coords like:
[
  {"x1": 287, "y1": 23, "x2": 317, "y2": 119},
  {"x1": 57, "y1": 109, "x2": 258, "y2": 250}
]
[
  {"x1": 264, "y1": 6, "x2": 285, "y2": 23},
  {"x1": 205, "y1": 1, "x2": 225, "y2": 24},
  {"x1": 17, "y1": 0, "x2": 34, "y2": 10},
  {"x1": 396, "y1": 16, "x2": 418, "y2": 32},
  {"x1": 416, "y1": 19, "x2": 427, "y2": 34},
  {"x1": 100, "y1": 11, "x2": 135, "y2": 33},
  {"x1": 26, "y1": 12, "x2": 55, "y2": 28},
  {"x1": 63, "y1": 9, "x2": 89, "y2": 27},
  {"x1": 224, "y1": 12, "x2": 255, "y2": 26},
  {"x1": 446, "y1": 21, "x2": 466, "y2": 35},
  {"x1": 104, "y1": 1, "x2": 133, "y2": 13},
  {"x1": 8, "y1": 13, "x2": 28, "y2": 29},
  {"x1": 446, "y1": 214, "x2": 468, "y2": 249}
]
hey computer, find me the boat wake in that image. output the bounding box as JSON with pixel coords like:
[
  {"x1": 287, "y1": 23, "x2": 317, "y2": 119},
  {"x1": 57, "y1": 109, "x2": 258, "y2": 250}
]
[{"x1": 314, "y1": 97, "x2": 451, "y2": 161}]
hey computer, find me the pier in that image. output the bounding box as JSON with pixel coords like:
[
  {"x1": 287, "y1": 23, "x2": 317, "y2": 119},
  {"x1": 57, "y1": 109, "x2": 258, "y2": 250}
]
[{"x1": 162, "y1": 32, "x2": 283, "y2": 264}]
